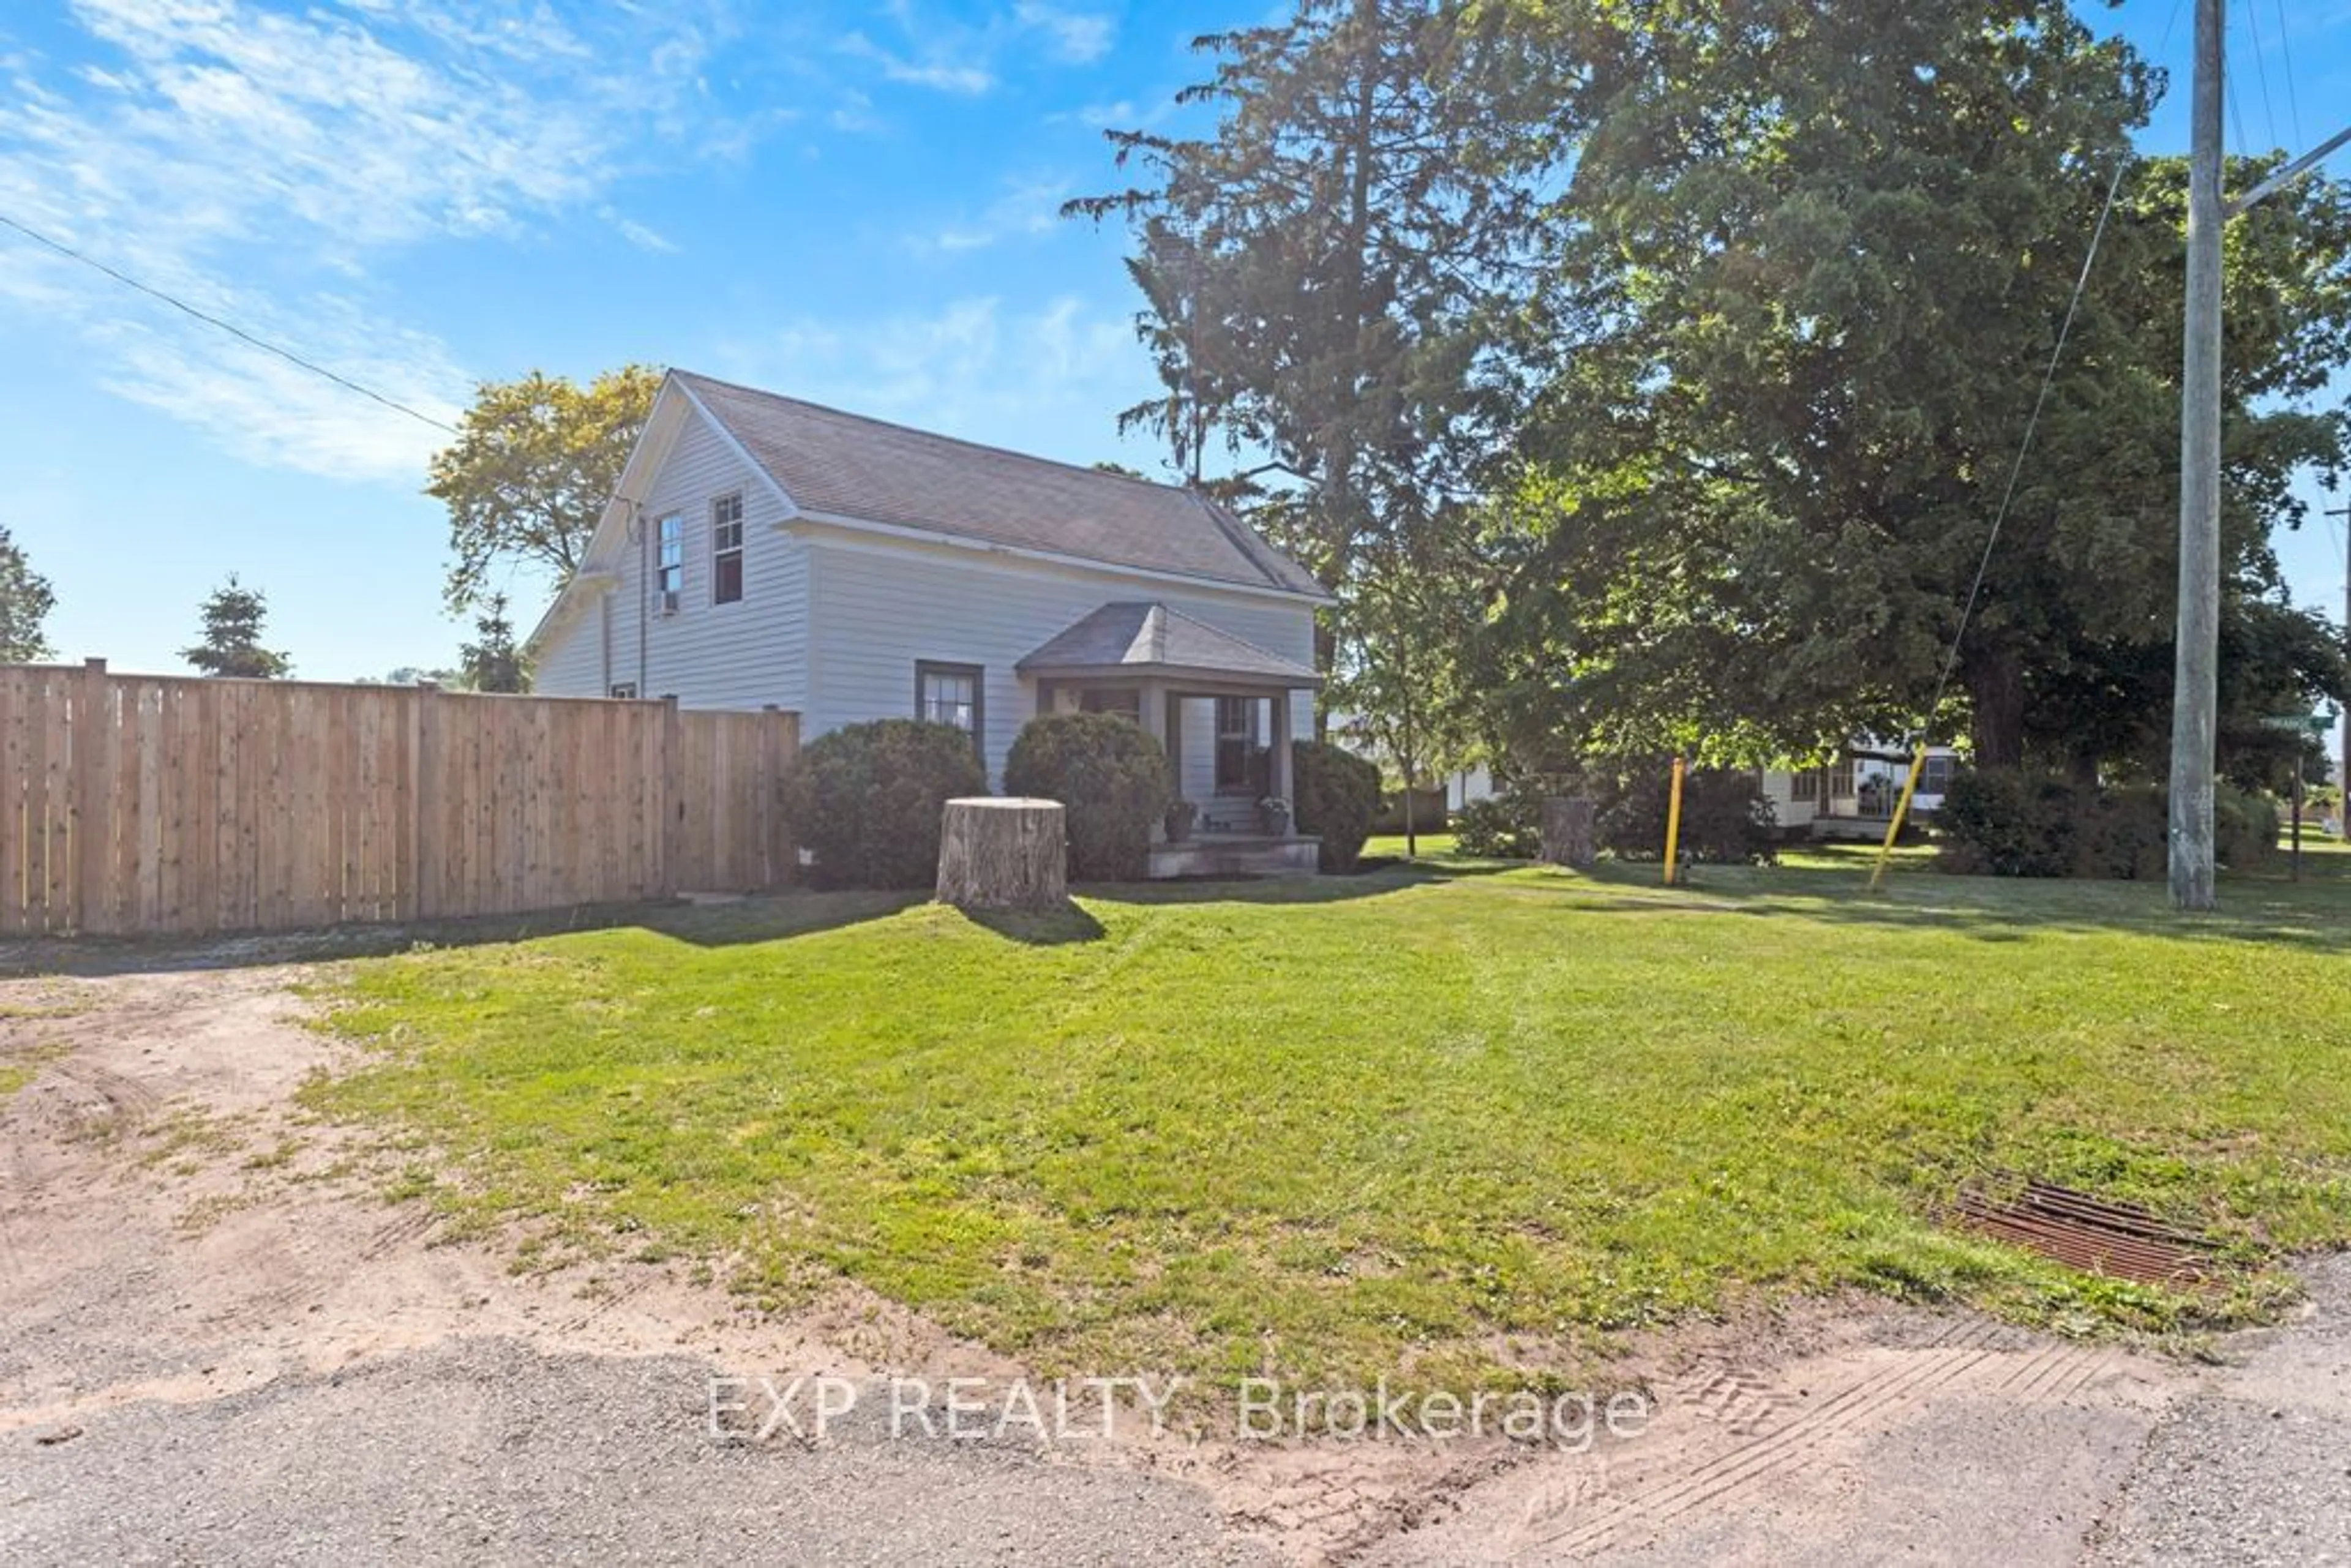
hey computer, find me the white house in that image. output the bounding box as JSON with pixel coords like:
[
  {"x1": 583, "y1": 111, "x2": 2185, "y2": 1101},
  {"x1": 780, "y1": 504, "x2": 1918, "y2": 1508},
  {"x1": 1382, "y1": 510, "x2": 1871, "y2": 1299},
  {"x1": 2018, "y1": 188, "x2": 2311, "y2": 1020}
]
[
  {"x1": 528, "y1": 370, "x2": 1332, "y2": 876},
  {"x1": 1763, "y1": 744, "x2": 1961, "y2": 838}
]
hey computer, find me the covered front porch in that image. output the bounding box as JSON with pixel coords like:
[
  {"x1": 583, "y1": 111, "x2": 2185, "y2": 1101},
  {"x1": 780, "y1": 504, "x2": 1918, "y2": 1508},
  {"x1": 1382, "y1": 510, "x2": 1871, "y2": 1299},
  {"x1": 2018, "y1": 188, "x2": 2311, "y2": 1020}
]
[{"x1": 1018, "y1": 602, "x2": 1323, "y2": 879}]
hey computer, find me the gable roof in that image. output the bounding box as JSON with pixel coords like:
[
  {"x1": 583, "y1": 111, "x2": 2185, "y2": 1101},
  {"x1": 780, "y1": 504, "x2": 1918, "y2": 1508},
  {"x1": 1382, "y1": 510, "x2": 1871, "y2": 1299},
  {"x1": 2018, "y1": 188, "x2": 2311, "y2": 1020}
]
[
  {"x1": 670, "y1": 370, "x2": 1326, "y2": 599},
  {"x1": 1016, "y1": 601, "x2": 1321, "y2": 686}
]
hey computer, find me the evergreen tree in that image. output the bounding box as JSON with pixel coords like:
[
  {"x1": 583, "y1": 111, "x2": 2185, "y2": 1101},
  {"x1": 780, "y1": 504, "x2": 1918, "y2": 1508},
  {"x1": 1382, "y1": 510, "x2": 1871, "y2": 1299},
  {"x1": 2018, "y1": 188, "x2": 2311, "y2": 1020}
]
[
  {"x1": 182, "y1": 576, "x2": 290, "y2": 679},
  {"x1": 458, "y1": 593, "x2": 529, "y2": 694}
]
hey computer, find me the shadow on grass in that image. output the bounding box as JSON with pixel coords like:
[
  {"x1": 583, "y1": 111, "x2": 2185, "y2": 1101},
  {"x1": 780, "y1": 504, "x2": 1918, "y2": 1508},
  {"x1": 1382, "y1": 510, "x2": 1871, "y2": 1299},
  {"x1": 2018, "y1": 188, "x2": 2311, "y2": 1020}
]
[
  {"x1": 0, "y1": 888, "x2": 934, "y2": 980},
  {"x1": 949, "y1": 902, "x2": 1109, "y2": 946},
  {"x1": 1084, "y1": 857, "x2": 1513, "y2": 909},
  {"x1": 1494, "y1": 850, "x2": 2351, "y2": 951},
  {"x1": 0, "y1": 859, "x2": 1489, "y2": 978}
]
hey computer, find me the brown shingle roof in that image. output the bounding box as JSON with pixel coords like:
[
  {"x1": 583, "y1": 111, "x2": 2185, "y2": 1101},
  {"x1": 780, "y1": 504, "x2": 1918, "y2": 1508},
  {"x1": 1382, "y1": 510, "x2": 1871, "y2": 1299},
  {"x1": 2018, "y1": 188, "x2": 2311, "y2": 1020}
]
[
  {"x1": 673, "y1": 370, "x2": 1325, "y2": 598},
  {"x1": 1016, "y1": 602, "x2": 1321, "y2": 685}
]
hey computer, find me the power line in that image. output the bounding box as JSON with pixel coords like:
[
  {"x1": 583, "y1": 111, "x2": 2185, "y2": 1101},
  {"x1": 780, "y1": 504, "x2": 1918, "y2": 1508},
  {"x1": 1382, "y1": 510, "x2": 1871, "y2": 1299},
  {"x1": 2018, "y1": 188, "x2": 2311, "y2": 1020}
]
[
  {"x1": 2243, "y1": 0, "x2": 2280, "y2": 149},
  {"x1": 1922, "y1": 157, "x2": 2133, "y2": 732},
  {"x1": 1919, "y1": 0, "x2": 2186, "y2": 732},
  {"x1": 2273, "y1": 0, "x2": 2304, "y2": 148},
  {"x1": 0, "y1": 211, "x2": 457, "y2": 435}
]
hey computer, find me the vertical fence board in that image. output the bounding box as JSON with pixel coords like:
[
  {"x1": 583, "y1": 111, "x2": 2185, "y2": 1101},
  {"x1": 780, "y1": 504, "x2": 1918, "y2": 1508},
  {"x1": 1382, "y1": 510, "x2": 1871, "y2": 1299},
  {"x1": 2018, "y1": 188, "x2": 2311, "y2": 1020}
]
[{"x1": 0, "y1": 669, "x2": 798, "y2": 938}]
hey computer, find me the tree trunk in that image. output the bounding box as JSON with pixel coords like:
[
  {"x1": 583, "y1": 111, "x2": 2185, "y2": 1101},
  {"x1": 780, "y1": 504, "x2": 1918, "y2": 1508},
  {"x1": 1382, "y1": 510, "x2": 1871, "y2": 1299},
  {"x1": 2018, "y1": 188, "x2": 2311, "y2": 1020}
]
[
  {"x1": 1966, "y1": 643, "x2": 2026, "y2": 769},
  {"x1": 936, "y1": 798, "x2": 1068, "y2": 910},
  {"x1": 1540, "y1": 797, "x2": 1597, "y2": 869}
]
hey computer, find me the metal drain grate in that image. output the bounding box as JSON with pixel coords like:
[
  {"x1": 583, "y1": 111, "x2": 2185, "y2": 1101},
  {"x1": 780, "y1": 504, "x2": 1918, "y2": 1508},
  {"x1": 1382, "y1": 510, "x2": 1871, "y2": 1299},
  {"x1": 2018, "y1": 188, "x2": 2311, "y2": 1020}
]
[{"x1": 1952, "y1": 1177, "x2": 2218, "y2": 1288}]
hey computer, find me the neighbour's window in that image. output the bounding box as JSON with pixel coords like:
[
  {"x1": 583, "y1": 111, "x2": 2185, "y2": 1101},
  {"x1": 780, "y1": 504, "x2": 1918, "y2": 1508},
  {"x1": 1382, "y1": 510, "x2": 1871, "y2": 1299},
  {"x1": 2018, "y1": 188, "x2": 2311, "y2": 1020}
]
[
  {"x1": 917, "y1": 662, "x2": 983, "y2": 755},
  {"x1": 1214, "y1": 696, "x2": 1257, "y2": 793},
  {"x1": 1827, "y1": 759, "x2": 1856, "y2": 801},
  {"x1": 655, "y1": 514, "x2": 684, "y2": 610},
  {"x1": 609, "y1": 682, "x2": 638, "y2": 699},
  {"x1": 711, "y1": 493, "x2": 744, "y2": 605},
  {"x1": 1790, "y1": 770, "x2": 1820, "y2": 803},
  {"x1": 1919, "y1": 754, "x2": 1955, "y2": 795}
]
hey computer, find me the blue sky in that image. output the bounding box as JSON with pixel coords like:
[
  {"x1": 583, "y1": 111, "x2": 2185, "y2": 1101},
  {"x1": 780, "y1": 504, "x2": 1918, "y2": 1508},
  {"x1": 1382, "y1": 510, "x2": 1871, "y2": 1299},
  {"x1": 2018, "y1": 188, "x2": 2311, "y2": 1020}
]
[{"x1": 1, "y1": 1, "x2": 2347, "y2": 705}]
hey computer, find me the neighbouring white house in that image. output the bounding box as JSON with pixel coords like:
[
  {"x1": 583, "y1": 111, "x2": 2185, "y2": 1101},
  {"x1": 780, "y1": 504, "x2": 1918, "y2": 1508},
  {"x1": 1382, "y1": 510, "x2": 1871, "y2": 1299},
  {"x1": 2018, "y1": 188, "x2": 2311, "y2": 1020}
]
[
  {"x1": 528, "y1": 370, "x2": 1333, "y2": 877},
  {"x1": 1763, "y1": 744, "x2": 1962, "y2": 839}
]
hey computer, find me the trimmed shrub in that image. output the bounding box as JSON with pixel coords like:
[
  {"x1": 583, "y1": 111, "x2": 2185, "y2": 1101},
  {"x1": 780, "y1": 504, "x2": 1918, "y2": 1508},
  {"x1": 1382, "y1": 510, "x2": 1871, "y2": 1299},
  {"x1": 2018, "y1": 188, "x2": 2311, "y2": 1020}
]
[
  {"x1": 1597, "y1": 763, "x2": 1777, "y2": 865},
  {"x1": 782, "y1": 719, "x2": 987, "y2": 889},
  {"x1": 1452, "y1": 790, "x2": 1543, "y2": 858},
  {"x1": 1931, "y1": 768, "x2": 2271, "y2": 880},
  {"x1": 1291, "y1": 740, "x2": 1382, "y2": 872},
  {"x1": 1935, "y1": 768, "x2": 2079, "y2": 877},
  {"x1": 2216, "y1": 783, "x2": 2282, "y2": 870},
  {"x1": 1003, "y1": 712, "x2": 1173, "y2": 881}
]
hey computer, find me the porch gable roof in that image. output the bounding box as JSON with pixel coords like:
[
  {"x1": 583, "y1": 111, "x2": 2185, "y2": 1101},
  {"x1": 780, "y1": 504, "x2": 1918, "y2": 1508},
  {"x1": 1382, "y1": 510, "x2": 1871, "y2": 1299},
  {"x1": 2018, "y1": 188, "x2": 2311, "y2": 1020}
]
[{"x1": 1015, "y1": 602, "x2": 1321, "y2": 688}]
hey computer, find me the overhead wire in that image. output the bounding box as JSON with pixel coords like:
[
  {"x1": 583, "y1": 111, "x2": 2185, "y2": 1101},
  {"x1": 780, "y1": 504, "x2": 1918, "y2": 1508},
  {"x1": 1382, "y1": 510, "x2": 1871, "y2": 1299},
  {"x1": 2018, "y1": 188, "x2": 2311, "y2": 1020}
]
[
  {"x1": 1913, "y1": 0, "x2": 2189, "y2": 738},
  {"x1": 0, "y1": 210, "x2": 457, "y2": 436},
  {"x1": 2271, "y1": 0, "x2": 2303, "y2": 148}
]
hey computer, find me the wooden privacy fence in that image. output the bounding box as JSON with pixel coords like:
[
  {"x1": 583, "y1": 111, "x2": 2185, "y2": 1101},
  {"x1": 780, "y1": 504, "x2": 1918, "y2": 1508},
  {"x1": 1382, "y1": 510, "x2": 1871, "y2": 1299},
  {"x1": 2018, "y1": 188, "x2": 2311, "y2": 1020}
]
[{"x1": 0, "y1": 662, "x2": 801, "y2": 937}]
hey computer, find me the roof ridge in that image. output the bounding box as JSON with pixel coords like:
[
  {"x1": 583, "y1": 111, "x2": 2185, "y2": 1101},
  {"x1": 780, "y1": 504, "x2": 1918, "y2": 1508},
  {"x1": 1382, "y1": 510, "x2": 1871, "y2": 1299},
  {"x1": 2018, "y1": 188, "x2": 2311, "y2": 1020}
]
[{"x1": 673, "y1": 368, "x2": 1194, "y2": 499}]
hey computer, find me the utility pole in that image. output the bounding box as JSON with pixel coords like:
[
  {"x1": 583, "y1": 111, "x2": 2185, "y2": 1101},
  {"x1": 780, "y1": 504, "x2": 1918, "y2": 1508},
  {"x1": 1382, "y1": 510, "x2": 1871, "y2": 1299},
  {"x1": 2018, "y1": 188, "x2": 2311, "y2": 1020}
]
[
  {"x1": 2169, "y1": 0, "x2": 2224, "y2": 909},
  {"x1": 2333, "y1": 495, "x2": 2351, "y2": 820}
]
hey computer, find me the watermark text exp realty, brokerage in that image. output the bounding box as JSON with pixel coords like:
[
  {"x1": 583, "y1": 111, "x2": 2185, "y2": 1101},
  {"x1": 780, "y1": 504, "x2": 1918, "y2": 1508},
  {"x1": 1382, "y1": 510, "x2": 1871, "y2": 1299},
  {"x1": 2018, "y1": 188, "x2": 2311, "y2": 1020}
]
[{"x1": 709, "y1": 1375, "x2": 1650, "y2": 1450}]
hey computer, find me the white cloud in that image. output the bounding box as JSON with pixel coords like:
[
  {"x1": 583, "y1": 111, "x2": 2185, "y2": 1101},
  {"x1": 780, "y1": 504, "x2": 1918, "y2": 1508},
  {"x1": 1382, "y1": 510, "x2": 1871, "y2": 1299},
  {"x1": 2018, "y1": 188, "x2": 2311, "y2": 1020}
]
[
  {"x1": 1014, "y1": 2, "x2": 1115, "y2": 64},
  {"x1": 924, "y1": 173, "x2": 1072, "y2": 253},
  {"x1": 839, "y1": 1, "x2": 1118, "y2": 99},
  {"x1": 0, "y1": 0, "x2": 748, "y2": 482},
  {"x1": 841, "y1": 31, "x2": 996, "y2": 95},
  {"x1": 601, "y1": 206, "x2": 681, "y2": 254},
  {"x1": 92, "y1": 289, "x2": 468, "y2": 482}
]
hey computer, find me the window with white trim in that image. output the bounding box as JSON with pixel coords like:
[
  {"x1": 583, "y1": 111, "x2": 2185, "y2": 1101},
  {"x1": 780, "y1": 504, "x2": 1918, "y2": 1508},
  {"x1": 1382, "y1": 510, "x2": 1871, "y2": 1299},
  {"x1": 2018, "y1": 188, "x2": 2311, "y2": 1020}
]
[
  {"x1": 609, "y1": 681, "x2": 638, "y2": 699},
  {"x1": 655, "y1": 514, "x2": 684, "y2": 612},
  {"x1": 711, "y1": 493, "x2": 744, "y2": 605}
]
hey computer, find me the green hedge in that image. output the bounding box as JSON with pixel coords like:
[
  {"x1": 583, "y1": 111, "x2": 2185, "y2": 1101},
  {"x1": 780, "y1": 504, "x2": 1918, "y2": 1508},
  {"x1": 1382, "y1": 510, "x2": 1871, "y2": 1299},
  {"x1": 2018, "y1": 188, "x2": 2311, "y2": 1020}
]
[
  {"x1": 1452, "y1": 790, "x2": 1543, "y2": 858},
  {"x1": 1937, "y1": 767, "x2": 2279, "y2": 879},
  {"x1": 1004, "y1": 713, "x2": 1173, "y2": 881},
  {"x1": 1291, "y1": 741, "x2": 1382, "y2": 872},
  {"x1": 782, "y1": 719, "x2": 987, "y2": 889},
  {"x1": 1596, "y1": 763, "x2": 1777, "y2": 865}
]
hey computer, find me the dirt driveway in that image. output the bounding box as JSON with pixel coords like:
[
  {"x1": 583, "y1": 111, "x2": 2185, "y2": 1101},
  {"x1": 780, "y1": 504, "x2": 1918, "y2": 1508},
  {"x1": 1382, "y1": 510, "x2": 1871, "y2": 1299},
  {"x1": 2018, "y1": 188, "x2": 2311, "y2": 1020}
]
[{"x1": 2, "y1": 958, "x2": 2345, "y2": 1564}]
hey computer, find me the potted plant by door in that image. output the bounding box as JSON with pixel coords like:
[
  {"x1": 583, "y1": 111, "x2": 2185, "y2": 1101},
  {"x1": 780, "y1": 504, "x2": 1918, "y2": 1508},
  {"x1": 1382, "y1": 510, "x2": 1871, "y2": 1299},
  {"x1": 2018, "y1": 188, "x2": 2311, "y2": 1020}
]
[
  {"x1": 1165, "y1": 799, "x2": 1198, "y2": 843},
  {"x1": 1259, "y1": 795, "x2": 1292, "y2": 836}
]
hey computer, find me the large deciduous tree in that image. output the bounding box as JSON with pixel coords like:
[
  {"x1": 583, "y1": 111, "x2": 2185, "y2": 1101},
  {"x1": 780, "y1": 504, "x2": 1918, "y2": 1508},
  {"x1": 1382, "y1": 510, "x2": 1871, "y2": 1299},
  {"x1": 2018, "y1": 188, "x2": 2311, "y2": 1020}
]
[
  {"x1": 1479, "y1": 0, "x2": 2351, "y2": 776},
  {"x1": 427, "y1": 365, "x2": 661, "y2": 613},
  {"x1": 183, "y1": 576, "x2": 290, "y2": 680},
  {"x1": 0, "y1": 525, "x2": 56, "y2": 664}
]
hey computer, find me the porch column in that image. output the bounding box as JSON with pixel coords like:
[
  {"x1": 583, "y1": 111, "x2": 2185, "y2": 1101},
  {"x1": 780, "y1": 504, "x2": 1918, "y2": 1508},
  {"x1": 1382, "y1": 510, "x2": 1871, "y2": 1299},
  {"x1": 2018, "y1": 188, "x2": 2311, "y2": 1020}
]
[
  {"x1": 1161, "y1": 689, "x2": 1183, "y2": 797},
  {"x1": 1139, "y1": 678, "x2": 1168, "y2": 842},
  {"x1": 1270, "y1": 688, "x2": 1295, "y2": 828}
]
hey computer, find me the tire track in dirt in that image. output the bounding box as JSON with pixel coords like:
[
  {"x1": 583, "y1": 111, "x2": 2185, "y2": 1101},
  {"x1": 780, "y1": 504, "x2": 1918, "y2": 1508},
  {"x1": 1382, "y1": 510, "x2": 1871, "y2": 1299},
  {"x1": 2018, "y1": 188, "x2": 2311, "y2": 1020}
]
[{"x1": 1534, "y1": 1347, "x2": 2008, "y2": 1554}]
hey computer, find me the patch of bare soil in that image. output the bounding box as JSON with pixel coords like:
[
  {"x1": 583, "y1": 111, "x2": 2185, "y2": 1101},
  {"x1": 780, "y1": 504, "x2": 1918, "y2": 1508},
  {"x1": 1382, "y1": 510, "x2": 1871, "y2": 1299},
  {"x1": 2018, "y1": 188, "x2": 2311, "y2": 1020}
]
[{"x1": 0, "y1": 959, "x2": 2284, "y2": 1566}]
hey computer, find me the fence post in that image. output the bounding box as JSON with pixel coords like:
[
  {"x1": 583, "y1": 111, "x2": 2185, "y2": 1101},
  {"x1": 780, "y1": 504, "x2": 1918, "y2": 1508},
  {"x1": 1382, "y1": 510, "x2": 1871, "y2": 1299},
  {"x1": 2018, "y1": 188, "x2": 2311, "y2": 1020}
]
[
  {"x1": 658, "y1": 694, "x2": 681, "y2": 896},
  {"x1": 70, "y1": 659, "x2": 111, "y2": 932}
]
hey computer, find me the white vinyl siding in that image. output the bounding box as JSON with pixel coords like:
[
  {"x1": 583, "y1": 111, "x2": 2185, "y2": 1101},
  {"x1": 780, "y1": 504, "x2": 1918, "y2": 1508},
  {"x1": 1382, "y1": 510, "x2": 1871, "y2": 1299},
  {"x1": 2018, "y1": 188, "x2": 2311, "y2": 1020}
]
[
  {"x1": 804, "y1": 535, "x2": 1315, "y2": 788},
  {"x1": 531, "y1": 406, "x2": 809, "y2": 709}
]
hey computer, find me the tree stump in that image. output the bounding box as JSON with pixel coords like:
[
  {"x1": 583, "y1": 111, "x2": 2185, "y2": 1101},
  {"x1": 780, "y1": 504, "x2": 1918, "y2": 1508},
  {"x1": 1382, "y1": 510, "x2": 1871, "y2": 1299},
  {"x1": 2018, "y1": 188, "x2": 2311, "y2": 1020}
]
[
  {"x1": 936, "y1": 797, "x2": 1068, "y2": 909},
  {"x1": 1540, "y1": 797, "x2": 1597, "y2": 870}
]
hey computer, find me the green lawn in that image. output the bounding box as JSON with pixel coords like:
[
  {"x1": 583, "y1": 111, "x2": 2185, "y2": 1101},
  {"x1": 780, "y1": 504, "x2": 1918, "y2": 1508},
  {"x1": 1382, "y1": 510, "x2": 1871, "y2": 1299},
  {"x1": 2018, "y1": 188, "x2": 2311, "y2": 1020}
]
[{"x1": 308, "y1": 842, "x2": 2351, "y2": 1397}]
